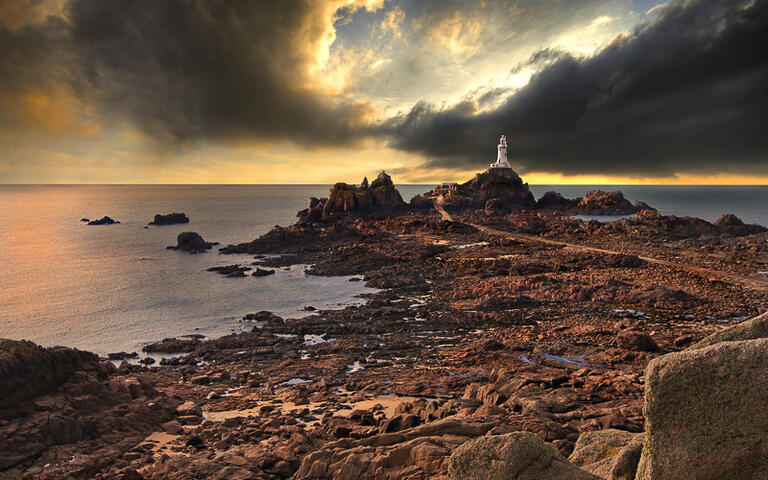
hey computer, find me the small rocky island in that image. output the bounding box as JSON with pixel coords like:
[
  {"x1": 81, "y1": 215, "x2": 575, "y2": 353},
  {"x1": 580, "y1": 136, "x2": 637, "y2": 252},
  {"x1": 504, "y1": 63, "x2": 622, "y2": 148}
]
[
  {"x1": 86, "y1": 216, "x2": 120, "y2": 225},
  {"x1": 149, "y1": 212, "x2": 190, "y2": 225},
  {"x1": 2, "y1": 139, "x2": 767, "y2": 479}
]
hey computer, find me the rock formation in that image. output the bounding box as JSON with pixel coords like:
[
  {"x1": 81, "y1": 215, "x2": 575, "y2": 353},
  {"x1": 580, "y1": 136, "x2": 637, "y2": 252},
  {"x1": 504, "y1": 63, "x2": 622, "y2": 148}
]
[
  {"x1": 536, "y1": 191, "x2": 577, "y2": 210},
  {"x1": 575, "y1": 191, "x2": 650, "y2": 215},
  {"x1": 167, "y1": 231, "x2": 217, "y2": 253},
  {"x1": 0, "y1": 339, "x2": 174, "y2": 472},
  {"x1": 87, "y1": 216, "x2": 120, "y2": 225},
  {"x1": 713, "y1": 213, "x2": 766, "y2": 236},
  {"x1": 299, "y1": 171, "x2": 406, "y2": 222},
  {"x1": 636, "y1": 336, "x2": 768, "y2": 479},
  {"x1": 448, "y1": 431, "x2": 600, "y2": 480},
  {"x1": 568, "y1": 429, "x2": 643, "y2": 480},
  {"x1": 690, "y1": 311, "x2": 768, "y2": 349},
  {"x1": 0, "y1": 339, "x2": 103, "y2": 410},
  {"x1": 149, "y1": 212, "x2": 190, "y2": 225}
]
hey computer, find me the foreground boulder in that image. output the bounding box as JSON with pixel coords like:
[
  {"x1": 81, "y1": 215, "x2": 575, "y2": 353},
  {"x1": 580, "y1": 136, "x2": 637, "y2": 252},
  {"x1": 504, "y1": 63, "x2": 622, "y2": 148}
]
[
  {"x1": 448, "y1": 431, "x2": 599, "y2": 480},
  {"x1": 0, "y1": 340, "x2": 172, "y2": 471},
  {"x1": 691, "y1": 310, "x2": 768, "y2": 349},
  {"x1": 149, "y1": 212, "x2": 189, "y2": 225},
  {"x1": 569, "y1": 429, "x2": 643, "y2": 480},
  {"x1": 295, "y1": 417, "x2": 498, "y2": 479},
  {"x1": 0, "y1": 339, "x2": 103, "y2": 409},
  {"x1": 167, "y1": 231, "x2": 217, "y2": 253},
  {"x1": 636, "y1": 337, "x2": 768, "y2": 479}
]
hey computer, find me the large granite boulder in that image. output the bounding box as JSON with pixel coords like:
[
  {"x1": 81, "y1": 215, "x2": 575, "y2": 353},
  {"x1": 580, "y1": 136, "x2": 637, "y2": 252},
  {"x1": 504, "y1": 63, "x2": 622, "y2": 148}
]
[
  {"x1": 569, "y1": 429, "x2": 643, "y2": 480},
  {"x1": 447, "y1": 431, "x2": 600, "y2": 480},
  {"x1": 636, "y1": 337, "x2": 768, "y2": 479},
  {"x1": 691, "y1": 311, "x2": 768, "y2": 349},
  {"x1": 0, "y1": 339, "x2": 103, "y2": 409}
]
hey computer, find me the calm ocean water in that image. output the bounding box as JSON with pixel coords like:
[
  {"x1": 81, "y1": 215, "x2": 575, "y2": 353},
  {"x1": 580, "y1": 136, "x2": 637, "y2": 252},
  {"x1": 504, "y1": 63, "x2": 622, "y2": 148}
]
[{"x1": 1, "y1": 184, "x2": 766, "y2": 355}]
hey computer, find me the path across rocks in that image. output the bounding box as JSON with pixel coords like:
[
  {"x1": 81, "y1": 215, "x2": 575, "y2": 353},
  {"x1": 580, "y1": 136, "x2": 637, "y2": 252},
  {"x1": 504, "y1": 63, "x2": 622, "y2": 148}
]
[{"x1": 434, "y1": 202, "x2": 768, "y2": 292}]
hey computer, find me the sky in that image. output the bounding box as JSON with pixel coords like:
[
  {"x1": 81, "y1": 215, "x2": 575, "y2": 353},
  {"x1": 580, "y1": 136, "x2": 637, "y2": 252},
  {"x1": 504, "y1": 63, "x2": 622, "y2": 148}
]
[{"x1": 0, "y1": 0, "x2": 766, "y2": 184}]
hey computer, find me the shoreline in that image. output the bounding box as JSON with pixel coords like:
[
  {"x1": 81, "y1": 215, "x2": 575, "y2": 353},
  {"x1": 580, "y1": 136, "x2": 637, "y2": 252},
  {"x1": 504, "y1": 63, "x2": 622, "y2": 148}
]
[{"x1": 2, "y1": 171, "x2": 767, "y2": 478}]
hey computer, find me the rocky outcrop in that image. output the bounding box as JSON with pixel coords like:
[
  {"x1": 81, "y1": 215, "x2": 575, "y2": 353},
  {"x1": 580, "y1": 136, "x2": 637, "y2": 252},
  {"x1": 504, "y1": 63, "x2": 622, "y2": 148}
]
[
  {"x1": 299, "y1": 171, "x2": 406, "y2": 221},
  {"x1": 713, "y1": 213, "x2": 766, "y2": 236},
  {"x1": 0, "y1": 340, "x2": 173, "y2": 471},
  {"x1": 636, "y1": 337, "x2": 768, "y2": 479},
  {"x1": 167, "y1": 231, "x2": 217, "y2": 253},
  {"x1": 573, "y1": 191, "x2": 649, "y2": 215},
  {"x1": 447, "y1": 432, "x2": 600, "y2": 480},
  {"x1": 220, "y1": 222, "x2": 365, "y2": 255},
  {"x1": 537, "y1": 191, "x2": 577, "y2": 210},
  {"x1": 0, "y1": 339, "x2": 103, "y2": 410},
  {"x1": 142, "y1": 337, "x2": 200, "y2": 353},
  {"x1": 591, "y1": 208, "x2": 766, "y2": 240},
  {"x1": 456, "y1": 167, "x2": 537, "y2": 211},
  {"x1": 295, "y1": 417, "x2": 498, "y2": 479},
  {"x1": 87, "y1": 216, "x2": 120, "y2": 225},
  {"x1": 149, "y1": 212, "x2": 189, "y2": 225}
]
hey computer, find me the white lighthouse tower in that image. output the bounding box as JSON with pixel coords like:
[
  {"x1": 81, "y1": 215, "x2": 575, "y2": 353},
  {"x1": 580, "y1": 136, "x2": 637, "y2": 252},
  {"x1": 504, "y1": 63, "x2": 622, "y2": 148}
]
[{"x1": 490, "y1": 135, "x2": 511, "y2": 168}]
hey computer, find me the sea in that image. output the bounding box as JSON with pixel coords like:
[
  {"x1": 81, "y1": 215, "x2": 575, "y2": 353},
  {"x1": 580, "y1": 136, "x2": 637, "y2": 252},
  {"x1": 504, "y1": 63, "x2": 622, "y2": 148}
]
[{"x1": 1, "y1": 184, "x2": 766, "y2": 355}]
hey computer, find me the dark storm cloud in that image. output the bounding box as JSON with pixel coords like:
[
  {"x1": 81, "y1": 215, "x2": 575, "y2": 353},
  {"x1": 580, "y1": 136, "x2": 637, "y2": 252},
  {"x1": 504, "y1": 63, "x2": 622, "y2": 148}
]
[
  {"x1": 0, "y1": 0, "x2": 374, "y2": 145},
  {"x1": 385, "y1": 0, "x2": 768, "y2": 176}
]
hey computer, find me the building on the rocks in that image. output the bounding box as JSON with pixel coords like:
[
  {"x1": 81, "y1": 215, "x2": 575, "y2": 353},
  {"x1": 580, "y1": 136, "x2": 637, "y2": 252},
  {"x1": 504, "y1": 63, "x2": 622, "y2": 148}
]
[{"x1": 490, "y1": 135, "x2": 511, "y2": 169}]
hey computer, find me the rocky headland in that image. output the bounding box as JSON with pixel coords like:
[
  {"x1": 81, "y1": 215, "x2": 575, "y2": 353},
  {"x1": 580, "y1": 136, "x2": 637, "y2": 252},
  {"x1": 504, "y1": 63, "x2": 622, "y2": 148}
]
[{"x1": 3, "y1": 167, "x2": 767, "y2": 479}]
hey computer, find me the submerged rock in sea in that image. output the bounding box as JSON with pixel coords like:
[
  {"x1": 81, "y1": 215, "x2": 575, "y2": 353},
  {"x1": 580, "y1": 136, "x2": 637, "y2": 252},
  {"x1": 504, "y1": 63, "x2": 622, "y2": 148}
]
[
  {"x1": 252, "y1": 267, "x2": 275, "y2": 277},
  {"x1": 142, "y1": 337, "x2": 200, "y2": 353},
  {"x1": 167, "y1": 231, "x2": 217, "y2": 253},
  {"x1": 207, "y1": 264, "x2": 251, "y2": 277},
  {"x1": 87, "y1": 216, "x2": 120, "y2": 225},
  {"x1": 149, "y1": 212, "x2": 190, "y2": 225}
]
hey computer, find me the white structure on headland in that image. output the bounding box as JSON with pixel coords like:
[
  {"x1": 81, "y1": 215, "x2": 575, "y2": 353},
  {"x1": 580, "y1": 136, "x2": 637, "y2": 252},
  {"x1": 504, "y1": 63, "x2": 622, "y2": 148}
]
[{"x1": 490, "y1": 135, "x2": 511, "y2": 168}]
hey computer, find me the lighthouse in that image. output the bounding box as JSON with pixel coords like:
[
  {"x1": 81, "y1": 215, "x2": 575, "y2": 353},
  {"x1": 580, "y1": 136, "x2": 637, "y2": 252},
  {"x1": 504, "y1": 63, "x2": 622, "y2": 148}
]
[{"x1": 490, "y1": 135, "x2": 511, "y2": 168}]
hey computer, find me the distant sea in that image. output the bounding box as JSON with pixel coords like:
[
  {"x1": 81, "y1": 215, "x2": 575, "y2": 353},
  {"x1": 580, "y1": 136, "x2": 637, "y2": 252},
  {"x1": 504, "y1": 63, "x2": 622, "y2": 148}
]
[{"x1": 1, "y1": 184, "x2": 766, "y2": 355}]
